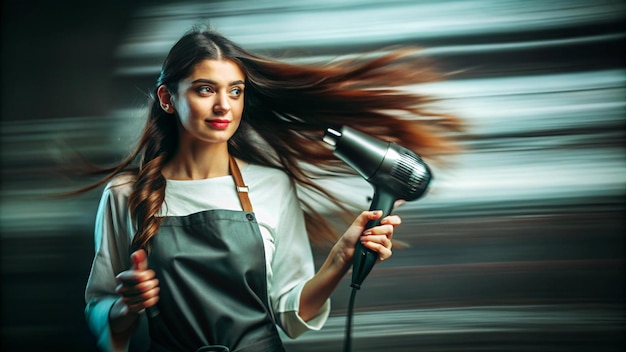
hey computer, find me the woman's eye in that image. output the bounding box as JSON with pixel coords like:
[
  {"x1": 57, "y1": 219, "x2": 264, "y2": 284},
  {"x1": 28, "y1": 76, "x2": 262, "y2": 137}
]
[
  {"x1": 230, "y1": 87, "x2": 243, "y2": 96},
  {"x1": 197, "y1": 86, "x2": 214, "y2": 95}
]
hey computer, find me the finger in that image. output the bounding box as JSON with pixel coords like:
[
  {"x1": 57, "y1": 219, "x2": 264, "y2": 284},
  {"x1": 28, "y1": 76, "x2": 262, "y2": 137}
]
[
  {"x1": 116, "y1": 269, "x2": 156, "y2": 286},
  {"x1": 131, "y1": 249, "x2": 149, "y2": 271},
  {"x1": 122, "y1": 286, "x2": 161, "y2": 306},
  {"x1": 360, "y1": 240, "x2": 393, "y2": 261},
  {"x1": 360, "y1": 234, "x2": 393, "y2": 249},
  {"x1": 116, "y1": 269, "x2": 156, "y2": 283},
  {"x1": 116, "y1": 278, "x2": 159, "y2": 296},
  {"x1": 362, "y1": 224, "x2": 395, "y2": 239},
  {"x1": 380, "y1": 215, "x2": 402, "y2": 227},
  {"x1": 352, "y1": 210, "x2": 383, "y2": 228}
]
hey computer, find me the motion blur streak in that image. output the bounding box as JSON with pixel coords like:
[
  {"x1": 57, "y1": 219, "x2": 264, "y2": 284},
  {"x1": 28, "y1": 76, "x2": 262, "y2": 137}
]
[{"x1": 1, "y1": 0, "x2": 624, "y2": 351}]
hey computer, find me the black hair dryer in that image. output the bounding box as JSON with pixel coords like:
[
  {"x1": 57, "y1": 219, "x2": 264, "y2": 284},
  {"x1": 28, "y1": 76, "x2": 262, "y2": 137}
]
[{"x1": 323, "y1": 126, "x2": 432, "y2": 289}]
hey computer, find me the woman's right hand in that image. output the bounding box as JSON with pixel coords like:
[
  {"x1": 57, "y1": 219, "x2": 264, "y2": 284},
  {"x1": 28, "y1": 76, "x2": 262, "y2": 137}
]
[
  {"x1": 108, "y1": 249, "x2": 159, "y2": 338},
  {"x1": 113, "y1": 249, "x2": 160, "y2": 316}
]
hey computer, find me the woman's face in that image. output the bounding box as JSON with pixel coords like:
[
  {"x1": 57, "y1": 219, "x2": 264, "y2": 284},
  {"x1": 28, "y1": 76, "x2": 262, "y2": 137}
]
[{"x1": 170, "y1": 59, "x2": 246, "y2": 147}]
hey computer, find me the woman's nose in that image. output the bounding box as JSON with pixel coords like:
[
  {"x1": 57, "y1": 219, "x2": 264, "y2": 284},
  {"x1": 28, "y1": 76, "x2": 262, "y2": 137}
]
[{"x1": 213, "y1": 92, "x2": 230, "y2": 114}]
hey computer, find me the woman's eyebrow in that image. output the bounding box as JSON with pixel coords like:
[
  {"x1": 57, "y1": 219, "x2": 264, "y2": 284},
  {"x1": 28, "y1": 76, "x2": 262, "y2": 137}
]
[{"x1": 191, "y1": 79, "x2": 245, "y2": 86}]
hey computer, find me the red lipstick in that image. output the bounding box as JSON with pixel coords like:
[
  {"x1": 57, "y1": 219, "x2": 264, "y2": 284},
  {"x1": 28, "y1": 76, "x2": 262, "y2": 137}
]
[{"x1": 207, "y1": 119, "x2": 230, "y2": 129}]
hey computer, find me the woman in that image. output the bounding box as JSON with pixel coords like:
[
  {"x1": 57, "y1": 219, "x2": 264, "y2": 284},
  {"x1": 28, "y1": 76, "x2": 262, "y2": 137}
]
[{"x1": 84, "y1": 27, "x2": 459, "y2": 352}]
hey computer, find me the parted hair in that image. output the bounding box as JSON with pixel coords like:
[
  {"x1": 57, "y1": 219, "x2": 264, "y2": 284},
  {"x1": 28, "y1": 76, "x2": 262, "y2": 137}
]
[{"x1": 80, "y1": 27, "x2": 461, "y2": 252}]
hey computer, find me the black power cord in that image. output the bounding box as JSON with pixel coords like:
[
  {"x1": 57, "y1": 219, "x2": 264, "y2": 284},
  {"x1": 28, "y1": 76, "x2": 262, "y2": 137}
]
[{"x1": 343, "y1": 285, "x2": 360, "y2": 352}]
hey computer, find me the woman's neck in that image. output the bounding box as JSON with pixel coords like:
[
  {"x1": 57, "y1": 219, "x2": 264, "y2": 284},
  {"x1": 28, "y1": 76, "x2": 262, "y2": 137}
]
[{"x1": 162, "y1": 142, "x2": 230, "y2": 180}]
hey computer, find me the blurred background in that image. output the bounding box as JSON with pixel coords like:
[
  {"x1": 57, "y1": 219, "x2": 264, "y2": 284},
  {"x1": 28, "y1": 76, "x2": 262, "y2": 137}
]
[{"x1": 1, "y1": 0, "x2": 624, "y2": 351}]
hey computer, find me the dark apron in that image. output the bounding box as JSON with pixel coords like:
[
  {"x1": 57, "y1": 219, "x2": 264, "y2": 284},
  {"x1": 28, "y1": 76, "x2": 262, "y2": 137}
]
[{"x1": 145, "y1": 156, "x2": 286, "y2": 352}]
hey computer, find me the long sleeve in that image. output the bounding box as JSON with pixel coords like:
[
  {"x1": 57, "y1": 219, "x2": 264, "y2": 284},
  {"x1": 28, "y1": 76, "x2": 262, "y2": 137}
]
[
  {"x1": 268, "y1": 179, "x2": 331, "y2": 338},
  {"x1": 84, "y1": 176, "x2": 136, "y2": 351}
]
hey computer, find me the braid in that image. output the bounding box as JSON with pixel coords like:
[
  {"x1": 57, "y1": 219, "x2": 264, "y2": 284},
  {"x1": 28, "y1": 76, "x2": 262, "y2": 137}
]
[
  {"x1": 129, "y1": 155, "x2": 167, "y2": 252},
  {"x1": 128, "y1": 99, "x2": 178, "y2": 252}
]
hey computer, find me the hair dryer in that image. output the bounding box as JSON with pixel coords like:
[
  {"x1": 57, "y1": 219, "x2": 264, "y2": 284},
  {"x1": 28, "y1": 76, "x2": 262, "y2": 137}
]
[{"x1": 323, "y1": 126, "x2": 432, "y2": 289}]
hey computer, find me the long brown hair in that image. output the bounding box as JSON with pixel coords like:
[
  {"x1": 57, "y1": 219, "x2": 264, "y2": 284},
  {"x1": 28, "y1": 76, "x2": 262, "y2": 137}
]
[{"x1": 80, "y1": 27, "x2": 461, "y2": 251}]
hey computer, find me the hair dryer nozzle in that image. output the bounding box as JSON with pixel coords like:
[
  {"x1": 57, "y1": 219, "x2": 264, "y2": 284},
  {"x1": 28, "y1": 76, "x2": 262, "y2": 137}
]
[
  {"x1": 323, "y1": 127, "x2": 392, "y2": 180},
  {"x1": 324, "y1": 126, "x2": 432, "y2": 201},
  {"x1": 323, "y1": 128, "x2": 341, "y2": 147}
]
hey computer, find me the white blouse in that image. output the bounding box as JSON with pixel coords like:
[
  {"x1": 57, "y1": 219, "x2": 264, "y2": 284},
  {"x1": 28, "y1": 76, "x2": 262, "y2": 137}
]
[{"x1": 84, "y1": 163, "x2": 330, "y2": 351}]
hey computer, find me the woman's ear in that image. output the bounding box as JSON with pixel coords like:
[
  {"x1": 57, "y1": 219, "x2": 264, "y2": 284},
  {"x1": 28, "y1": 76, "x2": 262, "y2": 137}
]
[{"x1": 157, "y1": 85, "x2": 175, "y2": 114}]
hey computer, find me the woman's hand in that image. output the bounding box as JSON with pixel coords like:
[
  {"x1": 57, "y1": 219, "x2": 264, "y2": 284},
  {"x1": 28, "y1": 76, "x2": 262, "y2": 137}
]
[
  {"x1": 334, "y1": 210, "x2": 401, "y2": 270},
  {"x1": 300, "y1": 210, "x2": 401, "y2": 321},
  {"x1": 109, "y1": 250, "x2": 159, "y2": 334},
  {"x1": 114, "y1": 249, "x2": 160, "y2": 315}
]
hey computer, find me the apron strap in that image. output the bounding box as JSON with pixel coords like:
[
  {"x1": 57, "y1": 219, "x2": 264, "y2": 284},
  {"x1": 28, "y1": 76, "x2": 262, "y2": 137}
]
[{"x1": 228, "y1": 155, "x2": 253, "y2": 212}]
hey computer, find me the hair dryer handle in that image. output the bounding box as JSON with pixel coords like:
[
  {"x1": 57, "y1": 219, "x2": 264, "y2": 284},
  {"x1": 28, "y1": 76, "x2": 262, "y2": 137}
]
[{"x1": 351, "y1": 189, "x2": 397, "y2": 289}]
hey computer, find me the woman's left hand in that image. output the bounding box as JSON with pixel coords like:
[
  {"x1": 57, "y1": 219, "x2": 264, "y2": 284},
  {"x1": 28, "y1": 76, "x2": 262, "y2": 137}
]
[
  {"x1": 335, "y1": 210, "x2": 402, "y2": 269},
  {"x1": 301, "y1": 210, "x2": 402, "y2": 321}
]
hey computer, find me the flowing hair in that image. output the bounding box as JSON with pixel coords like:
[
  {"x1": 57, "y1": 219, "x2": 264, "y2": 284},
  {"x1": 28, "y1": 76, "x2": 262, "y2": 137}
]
[{"x1": 78, "y1": 27, "x2": 462, "y2": 252}]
